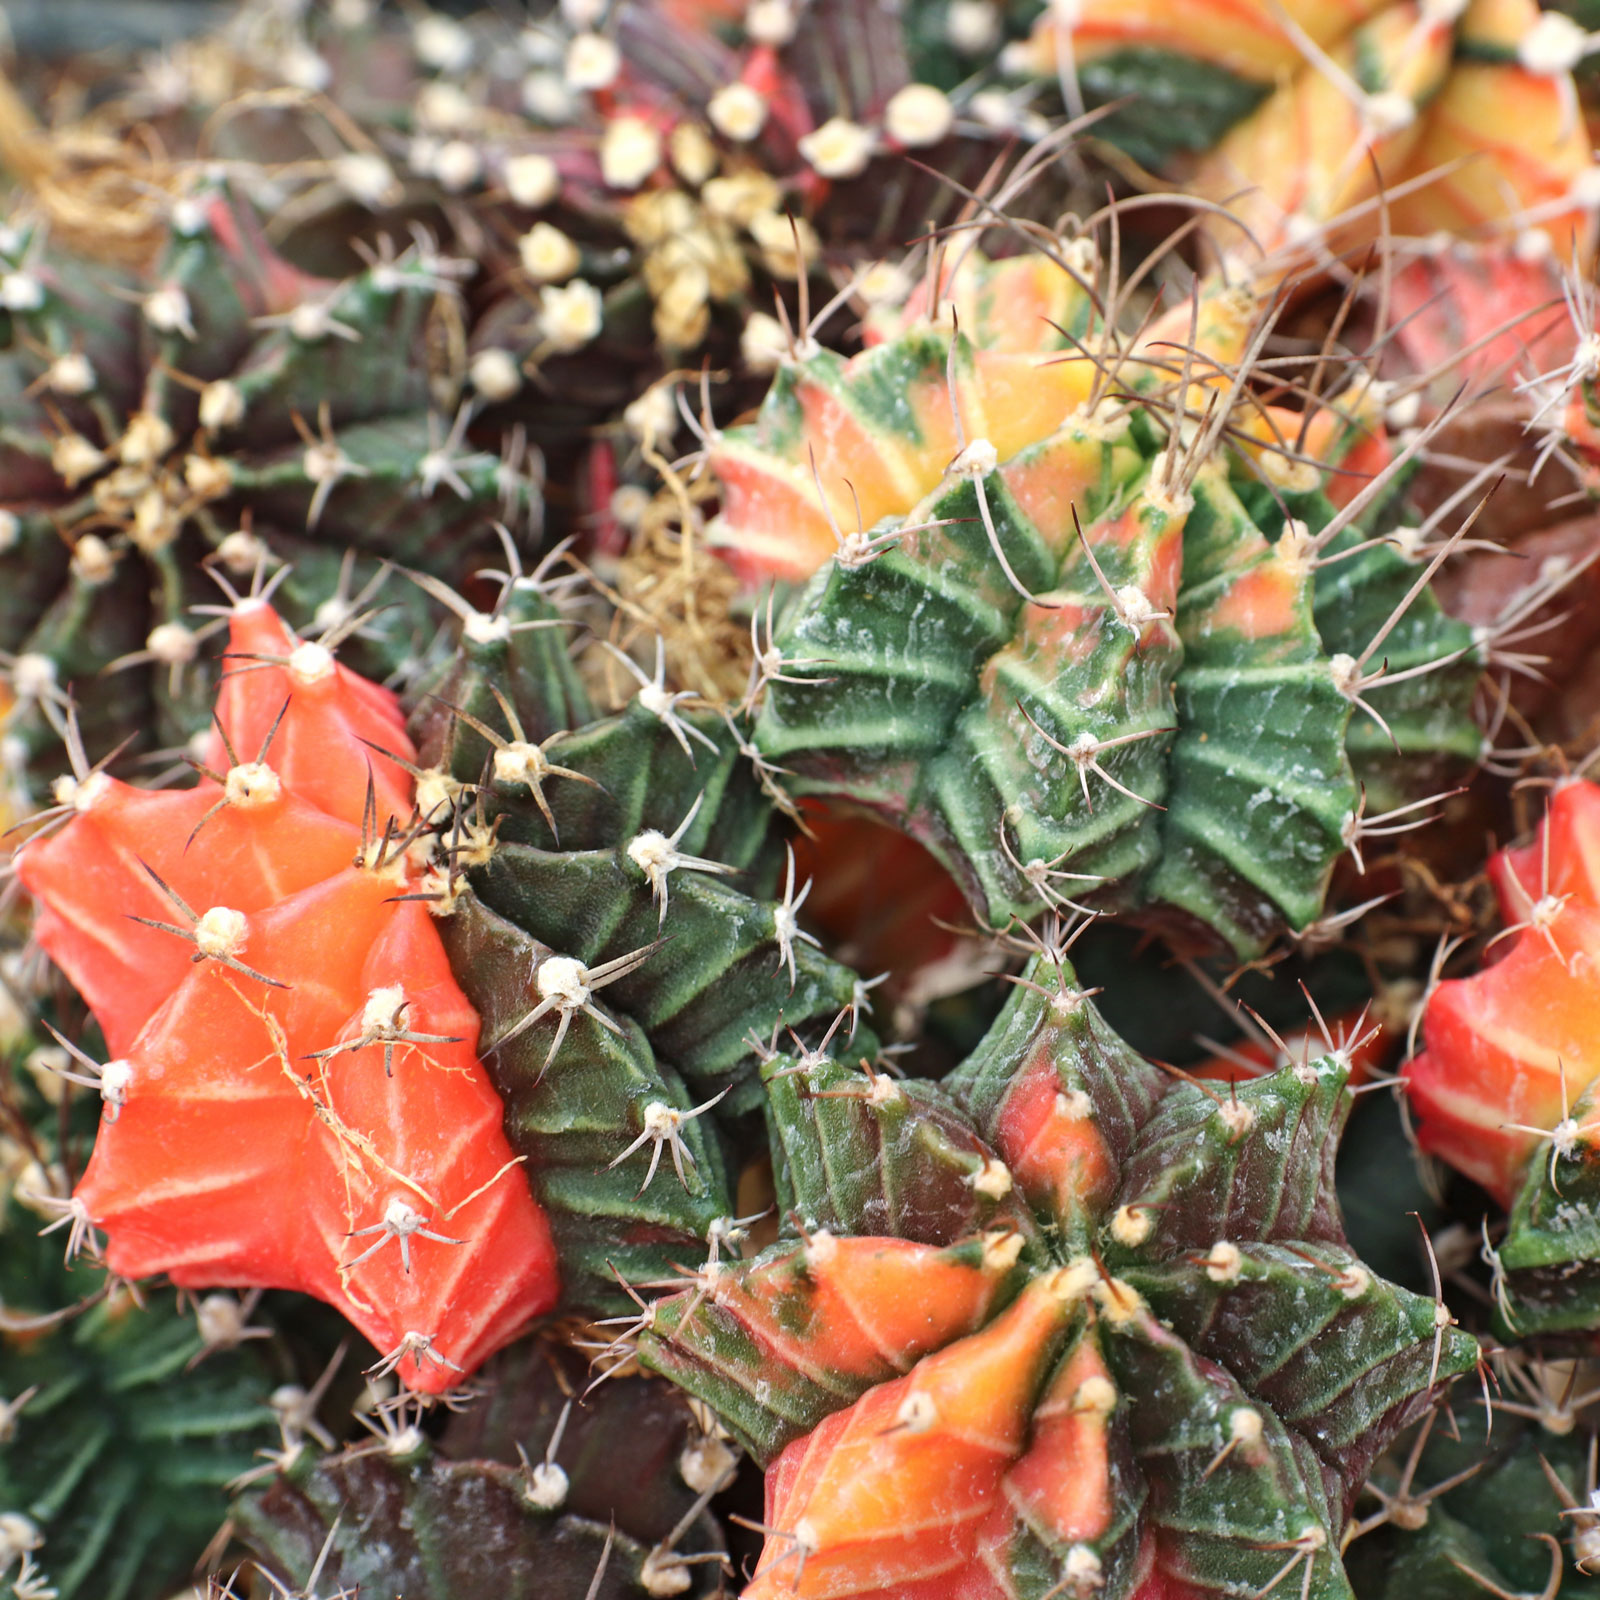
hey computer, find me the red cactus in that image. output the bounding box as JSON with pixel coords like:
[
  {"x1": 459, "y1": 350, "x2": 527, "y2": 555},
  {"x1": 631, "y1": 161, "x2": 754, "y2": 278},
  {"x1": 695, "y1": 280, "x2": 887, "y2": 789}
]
[
  {"x1": 1405, "y1": 778, "x2": 1600, "y2": 1204},
  {"x1": 15, "y1": 599, "x2": 557, "y2": 1391}
]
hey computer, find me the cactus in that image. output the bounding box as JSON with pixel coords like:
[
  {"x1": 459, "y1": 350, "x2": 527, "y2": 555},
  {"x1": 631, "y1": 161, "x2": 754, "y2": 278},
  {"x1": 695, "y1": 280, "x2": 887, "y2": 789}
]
[
  {"x1": 231, "y1": 1332, "x2": 733, "y2": 1598},
  {"x1": 1342, "y1": 1392, "x2": 1600, "y2": 1597},
  {"x1": 1006, "y1": 0, "x2": 1598, "y2": 270},
  {"x1": 710, "y1": 250, "x2": 1480, "y2": 953},
  {"x1": 0, "y1": 1032, "x2": 276, "y2": 1600},
  {"x1": 636, "y1": 939, "x2": 1476, "y2": 1597},
  {"x1": 1404, "y1": 777, "x2": 1600, "y2": 1337},
  {"x1": 0, "y1": 172, "x2": 526, "y2": 789},
  {"x1": 11, "y1": 596, "x2": 557, "y2": 1392}
]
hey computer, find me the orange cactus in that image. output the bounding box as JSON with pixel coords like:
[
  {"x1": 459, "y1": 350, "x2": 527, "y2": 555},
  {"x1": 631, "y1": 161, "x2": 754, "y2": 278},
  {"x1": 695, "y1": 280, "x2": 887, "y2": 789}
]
[
  {"x1": 1405, "y1": 779, "x2": 1600, "y2": 1204},
  {"x1": 15, "y1": 598, "x2": 557, "y2": 1391}
]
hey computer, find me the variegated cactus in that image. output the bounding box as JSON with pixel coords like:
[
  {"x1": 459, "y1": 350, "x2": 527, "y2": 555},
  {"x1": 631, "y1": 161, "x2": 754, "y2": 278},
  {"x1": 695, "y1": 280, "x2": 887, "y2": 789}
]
[
  {"x1": 638, "y1": 938, "x2": 1476, "y2": 1597},
  {"x1": 1005, "y1": 0, "x2": 1599, "y2": 273},
  {"x1": 1405, "y1": 777, "x2": 1600, "y2": 1337},
  {"x1": 710, "y1": 249, "x2": 1481, "y2": 953}
]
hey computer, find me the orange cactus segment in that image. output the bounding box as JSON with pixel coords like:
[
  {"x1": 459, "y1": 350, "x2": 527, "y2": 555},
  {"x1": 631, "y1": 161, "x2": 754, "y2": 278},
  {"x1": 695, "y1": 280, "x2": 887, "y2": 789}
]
[
  {"x1": 1020, "y1": 0, "x2": 1387, "y2": 82},
  {"x1": 747, "y1": 1275, "x2": 1076, "y2": 1599},
  {"x1": 792, "y1": 374, "x2": 936, "y2": 524},
  {"x1": 1001, "y1": 1332, "x2": 1118, "y2": 1546},
  {"x1": 720, "y1": 1235, "x2": 1014, "y2": 1389},
  {"x1": 1192, "y1": 6, "x2": 1452, "y2": 264},
  {"x1": 1204, "y1": 563, "x2": 1305, "y2": 646},
  {"x1": 1000, "y1": 427, "x2": 1131, "y2": 557},
  {"x1": 991, "y1": 1042, "x2": 1118, "y2": 1230},
  {"x1": 965, "y1": 350, "x2": 1096, "y2": 466},
  {"x1": 708, "y1": 443, "x2": 841, "y2": 581},
  {"x1": 1492, "y1": 781, "x2": 1600, "y2": 916},
  {"x1": 309, "y1": 902, "x2": 559, "y2": 1387},
  {"x1": 209, "y1": 601, "x2": 416, "y2": 828},
  {"x1": 886, "y1": 251, "x2": 1093, "y2": 355},
  {"x1": 75, "y1": 871, "x2": 554, "y2": 1392},
  {"x1": 1388, "y1": 56, "x2": 1595, "y2": 264},
  {"x1": 1406, "y1": 785, "x2": 1600, "y2": 1204},
  {"x1": 15, "y1": 778, "x2": 360, "y2": 1055}
]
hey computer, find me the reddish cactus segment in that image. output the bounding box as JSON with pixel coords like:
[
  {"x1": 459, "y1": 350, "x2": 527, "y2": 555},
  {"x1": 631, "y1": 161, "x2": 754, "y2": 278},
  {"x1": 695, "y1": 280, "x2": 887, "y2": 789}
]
[
  {"x1": 1406, "y1": 779, "x2": 1600, "y2": 1204},
  {"x1": 16, "y1": 603, "x2": 555, "y2": 1391},
  {"x1": 208, "y1": 600, "x2": 417, "y2": 829}
]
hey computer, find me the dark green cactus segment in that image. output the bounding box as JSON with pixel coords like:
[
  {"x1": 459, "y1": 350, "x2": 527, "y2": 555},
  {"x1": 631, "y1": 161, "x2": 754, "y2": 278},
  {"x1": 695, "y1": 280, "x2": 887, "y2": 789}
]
[
  {"x1": 924, "y1": 487, "x2": 1186, "y2": 920},
  {"x1": 1495, "y1": 1134, "x2": 1600, "y2": 1338},
  {"x1": 480, "y1": 701, "x2": 777, "y2": 875},
  {"x1": 1109, "y1": 1318, "x2": 1354, "y2": 1600},
  {"x1": 1311, "y1": 524, "x2": 1481, "y2": 814},
  {"x1": 439, "y1": 891, "x2": 730, "y2": 1307},
  {"x1": 761, "y1": 1049, "x2": 1039, "y2": 1248},
  {"x1": 1343, "y1": 1406, "x2": 1600, "y2": 1600},
  {"x1": 458, "y1": 695, "x2": 873, "y2": 1110},
  {"x1": 0, "y1": 1211, "x2": 275, "y2": 1600},
  {"x1": 474, "y1": 838, "x2": 872, "y2": 1108},
  {"x1": 1122, "y1": 1240, "x2": 1474, "y2": 1478},
  {"x1": 1108, "y1": 1056, "x2": 1348, "y2": 1256},
  {"x1": 411, "y1": 571, "x2": 594, "y2": 782},
  {"x1": 1150, "y1": 467, "x2": 1358, "y2": 950},
  {"x1": 232, "y1": 1445, "x2": 728, "y2": 1599}
]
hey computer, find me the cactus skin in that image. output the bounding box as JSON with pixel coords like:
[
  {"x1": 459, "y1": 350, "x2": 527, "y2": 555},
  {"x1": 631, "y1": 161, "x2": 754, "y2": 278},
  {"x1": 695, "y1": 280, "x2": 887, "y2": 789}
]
[
  {"x1": 0, "y1": 1127, "x2": 274, "y2": 1600},
  {"x1": 1009, "y1": 0, "x2": 1595, "y2": 266},
  {"x1": 13, "y1": 600, "x2": 556, "y2": 1392},
  {"x1": 1405, "y1": 778, "x2": 1600, "y2": 1336},
  {"x1": 413, "y1": 591, "x2": 879, "y2": 1126},
  {"x1": 1343, "y1": 1404, "x2": 1600, "y2": 1597},
  {"x1": 640, "y1": 948, "x2": 1476, "y2": 1598},
  {"x1": 712, "y1": 253, "x2": 1478, "y2": 954},
  {"x1": 0, "y1": 177, "x2": 521, "y2": 787},
  {"x1": 232, "y1": 1335, "x2": 729, "y2": 1599}
]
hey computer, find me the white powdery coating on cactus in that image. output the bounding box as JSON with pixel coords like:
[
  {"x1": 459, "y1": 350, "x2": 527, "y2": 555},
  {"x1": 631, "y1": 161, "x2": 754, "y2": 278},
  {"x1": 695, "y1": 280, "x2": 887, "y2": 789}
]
[
  {"x1": 524, "y1": 1459, "x2": 569, "y2": 1510},
  {"x1": 470, "y1": 348, "x2": 524, "y2": 402},
  {"x1": 601, "y1": 116, "x2": 663, "y2": 190},
  {"x1": 745, "y1": 0, "x2": 797, "y2": 44},
  {"x1": 519, "y1": 222, "x2": 581, "y2": 282},
  {"x1": 885, "y1": 84, "x2": 955, "y2": 148},
  {"x1": 1203, "y1": 1240, "x2": 1243, "y2": 1283},
  {"x1": 537, "y1": 955, "x2": 593, "y2": 1009},
  {"x1": 947, "y1": 0, "x2": 999, "y2": 52},
  {"x1": 969, "y1": 1157, "x2": 1013, "y2": 1199},
  {"x1": 335, "y1": 151, "x2": 401, "y2": 209},
  {"x1": 71, "y1": 535, "x2": 116, "y2": 585},
  {"x1": 225, "y1": 761, "x2": 282, "y2": 809},
  {"x1": 565, "y1": 32, "x2": 620, "y2": 91},
  {"x1": 538, "y1": 281, "x2": 604, "y2": 351},
  {"x1": 362, "y1": 985, "x2": 408, "y2": 1034},
  {"x1": 288, "y1": 641, "x2": 336, "y2": 685},
  {"x1": 413, "y1": 13, "x2": 475, "y2": 72},
  {"x1": 1520, "y1": 11, "x2": 1590, "y2": 75},
  {"x1": 0, "y1": 510, "x2": 18, "y2": 551}
]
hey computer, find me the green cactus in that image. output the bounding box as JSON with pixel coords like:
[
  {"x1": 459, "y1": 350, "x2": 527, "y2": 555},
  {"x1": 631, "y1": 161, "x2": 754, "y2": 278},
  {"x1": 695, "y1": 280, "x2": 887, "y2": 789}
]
[{"x1": 0, "y1": 175, "x2": 527, "y2": 788}]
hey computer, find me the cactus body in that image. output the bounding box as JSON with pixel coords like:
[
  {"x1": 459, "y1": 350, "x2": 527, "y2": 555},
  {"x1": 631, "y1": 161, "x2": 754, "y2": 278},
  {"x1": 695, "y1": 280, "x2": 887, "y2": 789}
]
[
  {"x1": 711, "y1": 254, "x2": 1478, "y2": 952},
  {"x1": 1405, "y1": 777, "x2": 1600, "y2": 1335},
  {"x1": 640, "y1": 946, "x2": 1475, "y2": 1598},
  {"x1": 1010, "y1": 0, "x2": 1596, "y2": 268},
  {"x1": 13, "y1": 600, "x2": 556, "y2": 1391},
  {"x1": 0, "y1": 178, "x2": 520, "y2": 787}
]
